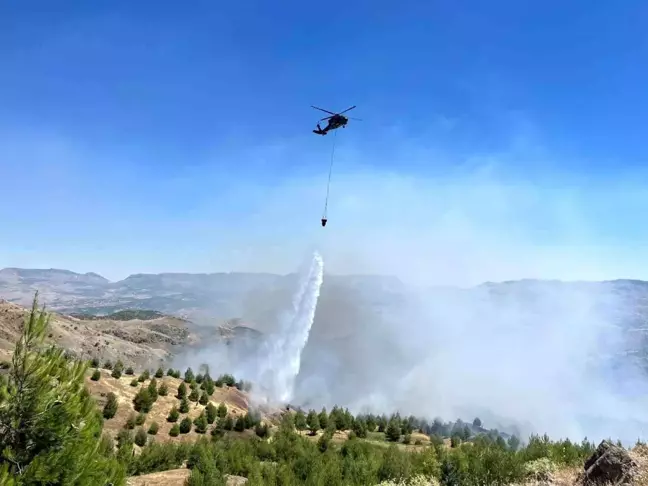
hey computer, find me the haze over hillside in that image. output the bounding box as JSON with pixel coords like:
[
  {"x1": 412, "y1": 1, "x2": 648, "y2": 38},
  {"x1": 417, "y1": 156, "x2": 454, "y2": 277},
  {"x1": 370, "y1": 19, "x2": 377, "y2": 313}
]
[{"x1": 3, "y1": 265, "x2": 648, "y2": 445}]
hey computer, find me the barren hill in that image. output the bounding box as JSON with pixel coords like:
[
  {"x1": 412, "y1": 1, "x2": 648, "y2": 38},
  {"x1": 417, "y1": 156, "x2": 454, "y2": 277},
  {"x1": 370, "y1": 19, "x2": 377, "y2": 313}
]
[{"x1": 0, "y1": 299, "x2": 196, "y2": 368}]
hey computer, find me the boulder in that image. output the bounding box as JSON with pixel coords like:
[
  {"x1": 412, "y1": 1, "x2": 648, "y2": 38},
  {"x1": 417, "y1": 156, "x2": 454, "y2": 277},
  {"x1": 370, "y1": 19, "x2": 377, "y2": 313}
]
[{"x1": 581, "y1": 440, "x2": 637, "y2": 485}]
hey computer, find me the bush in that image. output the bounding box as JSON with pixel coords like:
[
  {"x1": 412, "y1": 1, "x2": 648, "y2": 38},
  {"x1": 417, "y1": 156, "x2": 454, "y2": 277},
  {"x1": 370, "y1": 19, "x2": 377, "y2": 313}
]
[
  {"x1": 194, "y1": 413, "x2": 208, "y2": 434},
  {"x1": 179, "y1": 417, "x2": 192, "y2": 434},
  {"x1": 169, "y1": 424, "x2": 180, "y2": 437},
  {"x1": 125, "y1": 412, "x2": 136, "y2": 430},
  {"x1": 90, "y1": 357, "x2": 100, "y2": 367},
  {"x1": 133, "y1": 387, "x2": 154, "y2": 413},
  {"x1": 155, "y1": 367, "x2": 164, "y2": 378},
  {"x1": 91, "y1": 369, "x2": 101, "y2": 381},
  {"x1": 158, "y1": 382, "x2": 169, "y2": 396},
  {"x1": 111, "y1": 360, "x2": 124, "y2": 379},
  {"x1": 179, "y1": 397, "x2": 190, "y2": 413},
  {"x1": 167, "y1": 406, "x2": 180, "y2": 423},
  {"x1": 188, "y1": 388, "x2": 199, "y2": 402},
  {"x1": 135, "y1": 413, "x2": 146, "y2": 426},
  {"x1": 217, "y1": 402, "x2": 227, "y2": 418},
  {"x1": 184, "y1": 367, "x2": 195, "y2": 383},
  {"x1": 148, "y1": 422, "x2": 159, "y2": 435},
  {"x1": 205, "y1": 403, "x2": 217, "y2": 424},
  {"x1": 130, "y1": 378, "x2": 138, "y2": 387},
  {"x1": 386, "y1": 420, "x2": 402, "y2": 442},
  {"x1": 234, "y1": 415, "x2": 246, "y2": 432},
  {"x1": 255, "y1": 423, "x2": 270, "y2": 438},
  {"x1": 134, "y1": 427, "x2": 147, "y2": 447},
  {"x1": 138, "y1": 369, "x2": 150, "y2": 382},
  {"x1": 125, "y1": 366, "x2": 134, "y2": 375},
  {"x1": 177, "y1": 382, "x2": 187, "y2": 399},
  {"x1": 103, "y1": 392, "x2": 118, "y2": 419},
  {"x1": 199, "y1": 390, "x2": 209, "y2": 405}
]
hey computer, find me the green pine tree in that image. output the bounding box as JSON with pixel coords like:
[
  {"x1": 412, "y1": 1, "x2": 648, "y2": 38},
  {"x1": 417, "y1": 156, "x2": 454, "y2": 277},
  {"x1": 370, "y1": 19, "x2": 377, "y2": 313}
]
[
  {"x1": 205, "y1": 403, "x2": 217, "y2": 424},
  {"x1": 184, "y1": 367, "x2": 195, "y2": 383},
  {"x1": 148, "y1": 421, "x2": 159, "y2": 435},
  {"x1": 234, "y1": 415, "x2": 246, "y2": 432},
  {"x1": 306, "y1": 410, "x2": 320, "y2": 436},
  {"x1": 294, "y1": 410, "x2": 307, "y2": 431},
  {"x1": 103, "y1": 392, "x2": 118, "y2": 419},
  {"x1": 179, "y1": 397, "x2": 190, "y2": 413},
  {"x1": 167, "y1": 405, "x2": 180, "y2": 423},
  {"x1": 217, "y1": 402, "x2": 227, "y2": 418},
  {"x1": 134, "y1": 427, "x2": 147, "y2": 447},
  {"x1": 194, "y1": 412, "x2": 208, "y2": 434},
  {"x1": 91, "y1": 368, "x2": 101, "y2": 381},
  {"x1": 0, "y1": 294, "x2": 125, "y2": 484},
  {"x1": 179, "y1": 417, "x2": 192, "y2": 434},
  {"x1": 386, "y1": 419, "x2": 402, "y2": 442}
]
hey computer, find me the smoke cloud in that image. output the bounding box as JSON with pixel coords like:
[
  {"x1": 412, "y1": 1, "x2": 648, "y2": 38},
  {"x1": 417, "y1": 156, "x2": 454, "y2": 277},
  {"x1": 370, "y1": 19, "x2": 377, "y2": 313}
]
[{"x1": 173, "y1": 154, "x2": 648, "y2": 445}]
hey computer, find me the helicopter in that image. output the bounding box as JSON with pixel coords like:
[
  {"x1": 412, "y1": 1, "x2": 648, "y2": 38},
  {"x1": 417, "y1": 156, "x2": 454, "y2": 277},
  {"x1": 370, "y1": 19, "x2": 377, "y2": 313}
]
[{"x1": 311, "y1": 105, "x2": 361, "y2": 135}]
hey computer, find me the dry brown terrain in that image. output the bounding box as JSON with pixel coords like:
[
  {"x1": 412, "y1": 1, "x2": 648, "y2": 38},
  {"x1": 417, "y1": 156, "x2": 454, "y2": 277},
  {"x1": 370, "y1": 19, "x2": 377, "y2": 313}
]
[
  {"x1": 86, "y1": 368, "x2": 265, "y2": 442},
  {"x1": 0, "y1": 299, "x2": 195, "y2": 369},
  {"x1": 126, "y1": 469, "x2": 248, "y2": 486}
]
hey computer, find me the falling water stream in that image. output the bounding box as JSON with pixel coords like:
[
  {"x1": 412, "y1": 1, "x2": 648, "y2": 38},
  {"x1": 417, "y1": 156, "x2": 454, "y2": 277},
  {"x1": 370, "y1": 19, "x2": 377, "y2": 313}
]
[{"x1": 255, "y1": 251, "x2": 324, "y2": 404}]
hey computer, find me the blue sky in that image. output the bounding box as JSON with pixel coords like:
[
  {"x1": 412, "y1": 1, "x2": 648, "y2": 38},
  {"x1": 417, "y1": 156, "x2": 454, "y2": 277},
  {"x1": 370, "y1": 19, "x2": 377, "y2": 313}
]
[{"x1": 1, "y1": 0, "x2": 648, "y2": 284}]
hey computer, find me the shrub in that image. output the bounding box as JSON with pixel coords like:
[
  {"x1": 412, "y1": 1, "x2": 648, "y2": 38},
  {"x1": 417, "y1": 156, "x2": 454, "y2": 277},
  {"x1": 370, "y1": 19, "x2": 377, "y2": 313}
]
[
  {"x1": 134, "y1": 427, "x2": 147, "y2": 447},
  {"x1": 194, "y1": 413, "x2": 208, "y2": 434},
  {"x1": 205, "y1": 403, "x2": 217, "y2": 424},
  {"x1": 234, "y1": 415, "x2": 246, "y2": 432},
  {"x1": 148, "y1": 422, "x2": 159, "y2": 435},
  {"x1": 217, "y1": 403, "x2": 227, "y2": 418},
  {"x1": 103, "y1": 392, "x2": 118, "y2": 419},
  {"x1": 125, "y1": 412, "x2": 136, "y2": 430},
  {"x1": 179, "y1": 417, "x2": 192, "y2": 434},
  {"x1": 179, "y1": 397, "x2": 190, "y2": 413},
  {"x1": 155, "y1": 367, "x2": 164, "y2": 378},
  {"x1": 91, "y1": 369, "x2": 101, "y2": 381},
  {"x1": 135, "y1": 413, "x2": 146, "y2": 426},
  {"x1": 167, "y1": 406, "x2": 180, "y2": 423},
  {"x1": 133, "y1": 387, "x2": 153, "y2": 413},
  {"x1": 184, "y1": 367, "x2": 194, "y2": 383},
  {"x1": 169, "y1": 424, "x2": 180, "y2": 437}
]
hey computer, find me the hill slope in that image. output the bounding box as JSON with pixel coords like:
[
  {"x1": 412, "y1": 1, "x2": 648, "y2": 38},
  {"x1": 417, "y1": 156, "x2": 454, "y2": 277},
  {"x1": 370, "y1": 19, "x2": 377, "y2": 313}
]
[{"x1": 0, "y1": 299, "x2": 195, "y2": 368}]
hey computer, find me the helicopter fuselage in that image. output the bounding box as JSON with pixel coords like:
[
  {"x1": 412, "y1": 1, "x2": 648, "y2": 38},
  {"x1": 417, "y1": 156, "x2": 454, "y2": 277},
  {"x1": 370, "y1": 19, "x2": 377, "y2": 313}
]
[{"x1": 326, "y1": 115, "x2": 348, "y2": 130}]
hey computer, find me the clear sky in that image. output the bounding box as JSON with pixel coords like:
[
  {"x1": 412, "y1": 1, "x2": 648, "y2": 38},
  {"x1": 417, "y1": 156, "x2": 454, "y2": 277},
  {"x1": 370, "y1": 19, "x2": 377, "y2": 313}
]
[{"x1": 1, "y1": 0, "x2": 648, "y2": 285}]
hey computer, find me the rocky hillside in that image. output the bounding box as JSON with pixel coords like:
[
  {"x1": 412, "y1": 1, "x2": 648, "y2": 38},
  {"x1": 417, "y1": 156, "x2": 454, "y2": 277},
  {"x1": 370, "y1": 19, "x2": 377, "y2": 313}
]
[{"x1": 0, "y1": 299, "x2": 196, "y2": 368}]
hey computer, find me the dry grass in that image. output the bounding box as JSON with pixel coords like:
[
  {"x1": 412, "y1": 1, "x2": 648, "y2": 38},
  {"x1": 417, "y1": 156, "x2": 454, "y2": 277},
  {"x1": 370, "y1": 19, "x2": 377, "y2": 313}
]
[
  {"x1": 126, "y1": 469, "x2": 248, "y2": 486},
  {"x1": 127, "y1": 468, "x2": 190, "y2": 486},
  {"x1": 630, "y1": 444, "x2": 648, "y2": 486}
]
